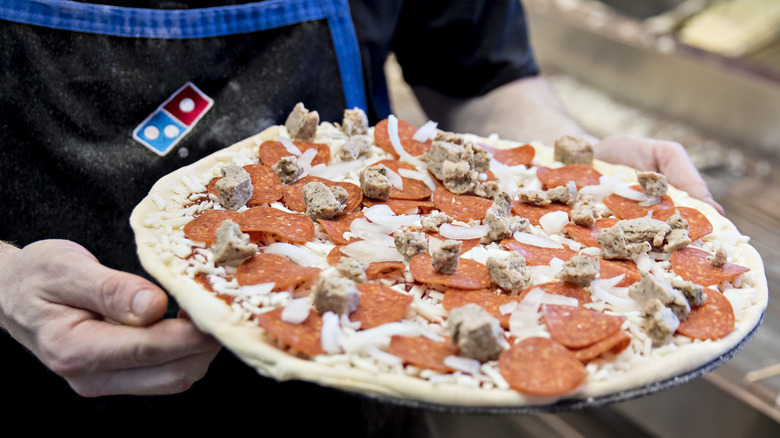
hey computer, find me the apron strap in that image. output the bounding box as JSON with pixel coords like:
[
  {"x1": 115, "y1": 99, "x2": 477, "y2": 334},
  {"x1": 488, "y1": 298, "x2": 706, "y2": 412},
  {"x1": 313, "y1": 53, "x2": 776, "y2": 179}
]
[{"x1": 0, "y1": 0, "x2": 367, "y2": 110}]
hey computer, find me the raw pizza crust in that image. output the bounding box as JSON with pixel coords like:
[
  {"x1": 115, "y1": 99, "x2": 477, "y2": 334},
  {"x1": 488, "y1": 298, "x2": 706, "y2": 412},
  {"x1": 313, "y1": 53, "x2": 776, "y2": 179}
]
[{"x1": 130, "y1": 123, "x2": 767, "y2": 409}]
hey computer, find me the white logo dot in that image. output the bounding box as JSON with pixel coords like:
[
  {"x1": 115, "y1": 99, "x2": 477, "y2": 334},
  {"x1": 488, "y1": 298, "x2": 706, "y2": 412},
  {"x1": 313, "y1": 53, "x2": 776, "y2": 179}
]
[
  {"x1": 164, "y1": 125, "x2": 180, "y2": 138},
  {"x1": 144, "y1": 125, "x2": 160, "y2": 140},
  {"x1": 179, "y1": 98, "x2": 195, "y2": 113}
]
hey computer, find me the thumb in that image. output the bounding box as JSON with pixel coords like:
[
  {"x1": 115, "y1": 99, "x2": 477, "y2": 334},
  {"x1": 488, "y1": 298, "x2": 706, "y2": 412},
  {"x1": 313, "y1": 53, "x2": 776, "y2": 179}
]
[{"x1": 34, "y1": 240, "x2": 169, "y2": 326}]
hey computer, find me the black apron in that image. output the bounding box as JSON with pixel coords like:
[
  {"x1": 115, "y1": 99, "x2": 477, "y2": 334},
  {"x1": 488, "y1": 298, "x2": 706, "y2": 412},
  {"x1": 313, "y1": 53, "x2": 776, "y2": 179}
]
[
  {"x1": 0, "y1": 2, "x2": 428, "y2": 435},
  {"x1": 1, "y1": 0, "x2": 367, "y2": 276}
]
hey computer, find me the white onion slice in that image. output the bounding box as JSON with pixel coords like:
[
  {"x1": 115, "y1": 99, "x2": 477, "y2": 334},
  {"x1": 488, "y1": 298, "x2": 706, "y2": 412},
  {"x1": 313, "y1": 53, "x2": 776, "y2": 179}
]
[
  {"x1": 581, "y1": 247, "x2": 601, "y2": 256},
  {"x1": 264, "y1": 242, "x2": 321, "y2": 267},
  {"x1": 590, "y1": 275, "x2": 640, "y2": 309},
  {"x1": 388, "y1": 115, "x2": 432, "y2": 169},
  {"x1": 240, "y1": 282, "x2": 275, "y2": 296},
  {"x1": 349, "y1": 219, "x2": 395, "y2": 244},
  {"x1": 513, "y1": 231, "x2": 564, "y2": 249},
  {"x1": 296, "y1": 147, "x2": 318, "y2": 168},
  {"x1": 412, "y1": 120, "x2": 438, "y2": 142},
  {"x1": 499, "y1": 301, "x2": 518, "y2": 315},
  {"x1": 633, "y1": 252, "x2": 653, "y2": 273},
  {"x1": 461, "y1": 245, "x2": 491, "y2": 264},
  {"x1": 282, "y1": 298, "x2": 310, "y2": 324},
  {"x1": 381, "y1": 165, "x2": 404, "y2": 190},
  {"x1": 363, "y1": 205, "x2": 419, "y2": 228},
  {"x1": 539, "y1": 211, "x2": 570, "y2": 235},
  {"x1": 276, "y1": 136, "x2": 302, "y2": 156},
  {"x1": 611, "y1": 183, "x2": 650, "y2": 201},
  {"x1": 309, "y1": 159, "x2": 365, "y2": 180},
  {"x1": 341, "y1": 322, "x2": 423, "y2": 353},
  {"x1": 387, "y1": 115, "x2": 407, "y2": 158},
  {"x1": 578, "y1": 172, "x2": 624, "y2": 201},
  {"x1": 439, "y1": 223, "x2": 490, "y2": 240},
  {"x1": 362, "y1": 204, "x2": 395, "y2": 219},
  {"x1": 540, "y1": 294, "x2": 579, "y2": 307},
  {"x1": 398, "y1": 168, "x2": 428, "y2": 181},
  {"x1": 509, "y1": 287, "x2": 544, "y2": 334},
  {"x1": 341, "y1": 240, "x2": 404, "y2": 263}
]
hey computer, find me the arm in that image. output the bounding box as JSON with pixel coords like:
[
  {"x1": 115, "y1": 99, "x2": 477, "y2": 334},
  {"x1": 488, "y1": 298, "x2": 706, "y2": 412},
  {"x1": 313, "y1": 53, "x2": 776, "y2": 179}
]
[
  {"x1": 0, "y1": 239, "x2": 221, "y2": 397},
  {"x1": 414, "y1": 75, "x2": 594, "y2": 146},
  {"x1": 413, "y1": 75, "x2": 723, "y2": 213}
]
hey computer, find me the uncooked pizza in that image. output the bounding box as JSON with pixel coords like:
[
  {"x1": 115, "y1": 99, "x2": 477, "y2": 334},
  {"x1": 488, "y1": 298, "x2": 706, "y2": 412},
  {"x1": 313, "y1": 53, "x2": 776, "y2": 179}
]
[{"x1": 130, "y1": 103, "x2": 767, "y2": 409}]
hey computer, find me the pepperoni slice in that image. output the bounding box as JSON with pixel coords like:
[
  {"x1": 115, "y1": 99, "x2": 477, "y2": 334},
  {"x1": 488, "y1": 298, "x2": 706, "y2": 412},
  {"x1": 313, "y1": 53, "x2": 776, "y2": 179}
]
[
  {"x1": 374, "y1": 118, "x2": 432, "y2": 157},
  {"x1": 374, "y1": 159, "x2": 432, "y2": 200},
  {"x1": 350, "y1": 283, "x2": 413, "y2": 329},
  {"x1": 500, "y1": 239, "x2": 577, "y2": 266},
  {"x1": 362, "y1": 198, "x2": 437, "y2": 215},
  {"x1": 258, "y1": 140, "x2": 330, "y2": 167},
  {"x1": 365, "y1": 262, "x2": 406, "y2": 281},
  {"x1": 498, "y1": 337, "x2": 587, "y2": 395},
  {"x1": 183, "y1": 208, "x2": 314, "y2": 244},
  {"x1": 571, "y1": 330, "x2": 631, "y2": 363},
  {"x1": 389, "y1": 335, "x2": 458, "y2": 373},
  {"x1": 326, "y1": 245, "x2": 344, "y2": 266},
  {"x1": 676, "y1": 288, "x2": 736, "y2": 340},
  {"x1": 598, "y1": 258, "x2": 642, "y2": 287},
  {"x1": 542, "y1": 304, "x2": 626, "y2": 348},
  {"x1": 237, "y1": 253, "x2": 321, "y2": 290},
  {"x1": 255, "y1": 308, "x2": 324, "y2": 357},
  {"x1": 670, "y1": 247, "x2": 749, "y2": 286},
  {"x1": 602, "y1": 186, "x2": 674, "y2": 219},
  {"x1": 409, "y1": 254, "x2": 491, "y2": 290},
  {"x1": 319, "y1": 211, "x2": 364, "y2": 245},
  {"x1": 537, "y1": 165, "x2": 602, "y2": 189},
  {"x1": 563, "y1": 217, "x2": 620, "y2": 248},
  {"x1": 479, "y1": 143, "x2": 535, "y2": 167},
  {"x1": 183, "y1": 210, "x2": 241, "y2": 244},
  {"x1": 442, "y1": 288, "x2": 518, "y2": 328},
  {"x1": 652, "y1": 206, "x2": 713, "y2": 241},
  {"x1": 511, "y1": 201, "x2": 572, "y2": 226},
  {"x1": 517, "y1": 281, "x2": 592, "y2": 306},
  {"x1": 433, "y1": 187, "x2": 494, "y2": 222},
  {"x1": 239, "y1": 206, "x2": 315, "y2": 244},
  {"x1": 283, "y1": 176, "x2": 363, "y2": 214}
]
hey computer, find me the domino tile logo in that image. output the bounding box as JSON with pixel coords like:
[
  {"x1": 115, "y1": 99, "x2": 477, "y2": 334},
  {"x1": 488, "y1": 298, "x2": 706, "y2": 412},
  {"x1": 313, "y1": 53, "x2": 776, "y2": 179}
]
[{"x1": 133, "y1": 83, "x2": 214, "y2": 156}]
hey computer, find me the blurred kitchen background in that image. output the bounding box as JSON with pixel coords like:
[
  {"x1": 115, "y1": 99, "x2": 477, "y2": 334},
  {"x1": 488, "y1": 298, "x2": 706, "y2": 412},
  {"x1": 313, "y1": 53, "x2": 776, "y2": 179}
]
[{"x1": 384, "y1": 0, "x2": 780, "y2": 436}]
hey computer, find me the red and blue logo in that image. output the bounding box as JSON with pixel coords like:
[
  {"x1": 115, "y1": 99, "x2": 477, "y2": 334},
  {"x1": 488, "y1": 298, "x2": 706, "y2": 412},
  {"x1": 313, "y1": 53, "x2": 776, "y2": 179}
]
[{"x1": 133, "y1": 83, "x2": 213, "y2": 156}]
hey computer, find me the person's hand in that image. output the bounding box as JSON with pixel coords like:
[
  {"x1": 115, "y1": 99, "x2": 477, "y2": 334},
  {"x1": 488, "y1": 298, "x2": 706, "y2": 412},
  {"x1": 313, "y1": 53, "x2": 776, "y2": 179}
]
[
  {"x1": 0, "y1": 239, "x2": 221, "y2": 397},
  {"x1": 595, "y1": 134, "x2": 724, "y2": 214}
]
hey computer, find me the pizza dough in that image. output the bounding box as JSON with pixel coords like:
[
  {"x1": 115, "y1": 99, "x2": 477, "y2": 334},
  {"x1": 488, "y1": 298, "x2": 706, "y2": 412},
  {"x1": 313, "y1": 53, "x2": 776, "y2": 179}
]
[{"x1": 130, "y1": 115, "x2": 767, "y2": 410}]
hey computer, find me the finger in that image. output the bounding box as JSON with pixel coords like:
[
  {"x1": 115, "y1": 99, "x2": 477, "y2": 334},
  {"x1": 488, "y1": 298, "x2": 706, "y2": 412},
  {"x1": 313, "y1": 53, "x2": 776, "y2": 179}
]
[
  {"x1": 41, "y1": 317, "x2": 221, "y2": 378},
  {"x1": 652, "y1": 141, "x2": 725, "y2": 215},
  {"x1": 593, "y1": 135, "x2": 656, "y2": 172},
  {"x1": 66, "y1": 348, "x2": 221, "y2": 397},
  {"x1": 34, "y1": 240, "x2": 169, "y2": 326}
]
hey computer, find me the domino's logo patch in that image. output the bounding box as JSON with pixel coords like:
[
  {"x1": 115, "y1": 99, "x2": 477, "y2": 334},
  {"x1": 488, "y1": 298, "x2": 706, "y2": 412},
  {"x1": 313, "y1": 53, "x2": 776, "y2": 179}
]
[{"x1": 133, "y1": 83, "x2": 213, "y2": 156}]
